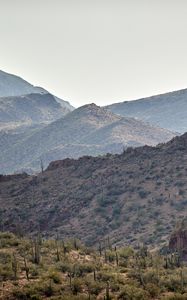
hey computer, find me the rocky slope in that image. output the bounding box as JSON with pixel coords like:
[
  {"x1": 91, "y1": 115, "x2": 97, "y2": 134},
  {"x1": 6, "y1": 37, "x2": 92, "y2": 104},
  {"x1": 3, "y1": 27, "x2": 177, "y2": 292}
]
[
  {"x1": 106, "y1": 88, "x2": 187, "y2": 133},
  {"x1": 0, "y1": 103, "x2": 175, "y2": 174},
  {"x1": 1, "y1": 132, "x2": 187, "y2": 247}
]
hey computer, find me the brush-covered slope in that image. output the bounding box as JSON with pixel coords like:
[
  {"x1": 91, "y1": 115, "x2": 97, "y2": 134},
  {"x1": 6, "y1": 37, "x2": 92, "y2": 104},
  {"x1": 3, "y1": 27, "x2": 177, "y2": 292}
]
[
  {"x1": 1, "y1": 232, "x2": 187, "y2": 300},
  {"x1": 106, "y1": 88, "x2": 187, "y2": 133},
  {"x1": 0, "y1": 104, "x2": 175, "y2": 174},
  {"x1": 2, "y1": 231, "x2": 187, "y2": 300},
  {"x1": 1, "y1": 133, "x2": 187, "y2": 247}
]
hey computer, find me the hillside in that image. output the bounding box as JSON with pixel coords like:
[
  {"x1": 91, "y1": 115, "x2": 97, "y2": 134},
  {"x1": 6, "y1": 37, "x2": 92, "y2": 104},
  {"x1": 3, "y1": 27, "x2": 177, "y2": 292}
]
[
  {"x1": 0, "y1": 104, "x2": 175, "y2": 174},
  {"x1": 106, "y1": 88, "x2": 187, "y2": 133},
  {"x1": 1, "y1": 232, "x2": 187, "y2": 300},
  {"x1": 1, "y1": 133, "x2": 187, "y2": 248}
]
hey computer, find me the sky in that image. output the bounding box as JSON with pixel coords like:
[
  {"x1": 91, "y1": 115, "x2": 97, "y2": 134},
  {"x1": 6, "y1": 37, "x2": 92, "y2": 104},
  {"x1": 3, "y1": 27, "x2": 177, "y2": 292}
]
[{"x1": 0, "y1": 0, "x2": 187, "y2": 107}]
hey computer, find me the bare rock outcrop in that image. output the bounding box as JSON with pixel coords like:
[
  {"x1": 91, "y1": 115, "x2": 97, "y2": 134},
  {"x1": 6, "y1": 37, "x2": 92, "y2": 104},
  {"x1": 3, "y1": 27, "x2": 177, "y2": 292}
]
[{"x1": 169, "y1": 219, "x2": 187, "y2": 260}]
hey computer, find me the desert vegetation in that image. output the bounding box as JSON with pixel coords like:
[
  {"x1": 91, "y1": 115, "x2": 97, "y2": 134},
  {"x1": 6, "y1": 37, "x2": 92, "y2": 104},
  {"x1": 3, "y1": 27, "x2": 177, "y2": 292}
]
[{"x1": 0, "y1": 232, "x2": 187, "y2": 299}]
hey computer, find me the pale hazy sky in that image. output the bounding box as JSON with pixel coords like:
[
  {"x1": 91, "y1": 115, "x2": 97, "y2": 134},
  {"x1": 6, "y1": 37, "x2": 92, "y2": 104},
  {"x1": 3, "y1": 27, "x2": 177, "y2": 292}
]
[{"x1": 0, "y1": 0, "x2": 187, "y2": 107}]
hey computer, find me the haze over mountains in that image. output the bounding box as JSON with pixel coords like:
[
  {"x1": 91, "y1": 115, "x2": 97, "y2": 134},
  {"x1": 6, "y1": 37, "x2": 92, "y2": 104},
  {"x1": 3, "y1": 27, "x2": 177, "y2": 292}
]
[
  {"x1": 0, "y1": 70, "x2": 46, "y2": 97},
  {"x1": 2, "y1": 69, "x2": 187, "y2": 175},
  {"x1": 0, "y1": 102, "x2": 175, "y2": 174},
  {"x1": 0, "y1": 93, "x2": 73, "y2": 131},
  {"x1": 106, "y1": 89, "x2": 187, "y2": 133},
  {"x1": 0, "y1": 70, "x2": 74, "y2": 131}
]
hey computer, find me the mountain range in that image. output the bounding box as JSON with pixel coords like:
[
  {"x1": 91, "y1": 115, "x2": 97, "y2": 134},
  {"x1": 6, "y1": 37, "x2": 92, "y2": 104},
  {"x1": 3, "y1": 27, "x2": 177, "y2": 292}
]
[
  {"x1": 0, "y1": 103, "x2": 175, "y2": 174},
  {"x1": 2, "y1": 70, "x2": 187, "y2": 175}
]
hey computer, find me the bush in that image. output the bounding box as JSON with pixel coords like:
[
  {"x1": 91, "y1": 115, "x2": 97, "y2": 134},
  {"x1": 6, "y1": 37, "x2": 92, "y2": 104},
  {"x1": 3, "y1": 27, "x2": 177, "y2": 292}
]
[
  {"x1": 72, "y1": 278, "x2": 83, "y2": 295},
  {"x1": 0, "y1": 232, "x2": 19, "y2": 248},
  {"x1": 145, "y1": 283, "x2": 160, "y2": 297},
  {"x1": 47, "y1": 271, "x2": 61, "y2": 284},
  {"x1": 138, "y1": 190, "x2": 149, "y2": 199},
  {"x1": 0, "y1": 264, "x2": 13, "y2": 281},
  {"x1": 12, "y1": 287, "x2": 41, "y2": 300},
  {"x1": 161, "y1": 294, "x2": 187, "y2": 300},
  {"x1": 85, "y1": 279, "x2": 104, "y2": 295},
  {"x1": 162, "y1": 275, "x2": 184, "y2": 293},
  {"x1": 118, "y1": 285, "x2": 149, "y2": 300}
]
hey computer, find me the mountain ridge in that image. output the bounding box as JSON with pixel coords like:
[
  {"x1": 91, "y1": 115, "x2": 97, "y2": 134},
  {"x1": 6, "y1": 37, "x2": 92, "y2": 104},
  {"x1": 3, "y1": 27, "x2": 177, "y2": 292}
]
[
  {"x1": 106, "y1": 88, "x2": 187, "y2": 133},
  {"x1": 0, "y1": 103, "x2": 175, "y2": 174}
]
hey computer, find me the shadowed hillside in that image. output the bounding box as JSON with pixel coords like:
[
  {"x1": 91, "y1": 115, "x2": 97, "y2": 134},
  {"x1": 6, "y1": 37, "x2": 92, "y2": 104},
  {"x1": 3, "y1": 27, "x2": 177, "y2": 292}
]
[{"x1": 1, "y1": 133, "x2": 187, "y2": 248}]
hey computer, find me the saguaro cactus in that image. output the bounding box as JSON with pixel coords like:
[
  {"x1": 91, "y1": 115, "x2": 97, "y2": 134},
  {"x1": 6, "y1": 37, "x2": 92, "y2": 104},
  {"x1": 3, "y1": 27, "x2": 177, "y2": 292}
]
[{"x1": 12, "y1": 253, "x2": 18, "y2": 281}]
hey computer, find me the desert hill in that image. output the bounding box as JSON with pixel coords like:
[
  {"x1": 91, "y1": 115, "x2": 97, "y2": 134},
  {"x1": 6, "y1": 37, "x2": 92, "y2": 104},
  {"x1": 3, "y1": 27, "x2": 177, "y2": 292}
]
[{"x1": 1, "y1": 132, "x2": 187, "y2": 247}]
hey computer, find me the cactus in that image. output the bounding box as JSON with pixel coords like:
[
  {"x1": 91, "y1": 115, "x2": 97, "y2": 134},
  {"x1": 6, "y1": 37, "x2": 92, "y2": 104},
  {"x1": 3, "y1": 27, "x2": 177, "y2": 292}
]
[
  {"x1": 104, "y1": 249, "x2": 107, "y2": 263},
  {"x1": 68, "y1": 272, "x2": 72, "y2": 288},
  {"x1": 107, "y1": 236, "x2": 111, "y2": 250},
  {"x1": 115, "y1": 248, "x2": 119, "y2": 266},
  {"x1": 55, "y1": 236, "x2": 60, "y2": 262},
  {"x1": 99, "y1": 241, "x2": 102, "y2": 256},
  {"x1": 106, "y1": 281, "x2": 110, "y2": 300},
  {"x1": 74, "y1": 238, "x2": 78, "y2": 250},
  {"x1": 93, "y1": 269, "x2": 96, "y2": 281},
  {"x1": 32, "y1": 238, "x2": 41, "y2": 264},
  {"x1": 180, "y1": 269, "x2": 184, "y2": 292},
  {"x1": 23, "y1": 256, "x2": 29, "y2": 280},
  {"x1": 12, "y1": 253, "x2": 18, "y2": 281}
]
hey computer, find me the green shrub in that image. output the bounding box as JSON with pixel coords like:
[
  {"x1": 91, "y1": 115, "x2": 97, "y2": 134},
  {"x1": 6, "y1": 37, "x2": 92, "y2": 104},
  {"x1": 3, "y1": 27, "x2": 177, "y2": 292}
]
[
  {"x1": 72, "y1": 278, "x2": 83, "y2": 295},
  {"x1": 118, "y1": 285, "x2": 149, "y2": 300},
  {"x1": 47, "y1": 271, "x2": 61, "y2": 284}
]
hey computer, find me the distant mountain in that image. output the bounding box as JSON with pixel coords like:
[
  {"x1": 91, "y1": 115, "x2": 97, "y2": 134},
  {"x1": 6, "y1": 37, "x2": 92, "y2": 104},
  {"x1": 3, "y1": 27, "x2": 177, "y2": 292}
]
[
  {"x1": 0, "y1": 103, "x2": 175, "y2": 174},
  {"x1": 106, "y1": 89, "x2": 187, "y2": 133},
  {"x1": 0, "y1": 70, "x2": 74, "y2": 130},
  {"x1": 1, "y1": 132, "x2": 187, "y2": 247},
  {"x1": 0, "y1": 70, "x2": 46, "y2": 97},
  {"x1": 0, "y1": 93, "x2": 72, "y2": 131}
]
